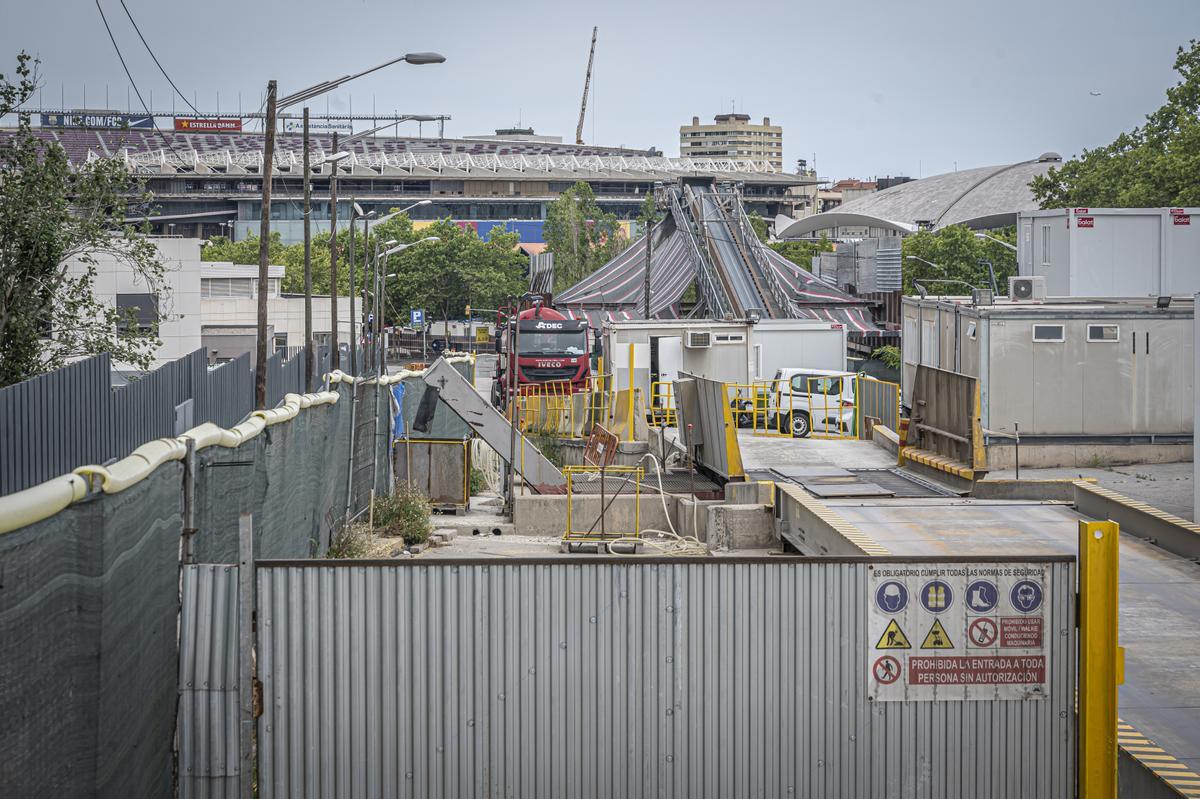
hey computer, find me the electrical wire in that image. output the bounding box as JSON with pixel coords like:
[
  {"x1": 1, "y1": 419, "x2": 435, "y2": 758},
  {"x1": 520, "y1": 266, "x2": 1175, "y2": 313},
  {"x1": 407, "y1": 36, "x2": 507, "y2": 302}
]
[
  {"x1": 118, "y1": 0, "x2": 199, "y2": 114},
  {"x1": 94, "y1": 0, "x2": 190, "y2": 164}
]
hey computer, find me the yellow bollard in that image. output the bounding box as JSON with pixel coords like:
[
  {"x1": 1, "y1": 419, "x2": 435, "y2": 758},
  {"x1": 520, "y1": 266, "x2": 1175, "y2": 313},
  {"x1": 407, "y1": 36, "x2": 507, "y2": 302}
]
[{"x1": 1078, "y1": 519, "x2": 1123, "y2": 799}]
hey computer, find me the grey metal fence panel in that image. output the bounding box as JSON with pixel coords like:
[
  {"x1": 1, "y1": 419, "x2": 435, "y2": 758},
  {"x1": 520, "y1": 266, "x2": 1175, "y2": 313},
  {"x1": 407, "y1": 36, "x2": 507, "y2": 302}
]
[
  {"x1": 178, "y1": 564, "x2": 241, "y2": 799},
  {"x1": 0, "y1": 348, "x2": 262, "y2": 496},
  {"x1": 0, "y1": 354, "x2": 112, "y2": 494},
  {"x1": 253, "y1": 559, "x2": 1075, "y2": 799}
]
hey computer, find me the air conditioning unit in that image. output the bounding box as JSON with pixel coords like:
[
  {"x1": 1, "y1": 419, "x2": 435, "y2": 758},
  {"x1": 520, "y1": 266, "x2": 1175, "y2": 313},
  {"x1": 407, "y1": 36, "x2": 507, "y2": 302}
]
[
  {"x1": 684, "y1": 330, "x2": 712, "y2": 349},
  {"x1": 1009, "y1": 276, "x2": 1047, "y2": 303}
]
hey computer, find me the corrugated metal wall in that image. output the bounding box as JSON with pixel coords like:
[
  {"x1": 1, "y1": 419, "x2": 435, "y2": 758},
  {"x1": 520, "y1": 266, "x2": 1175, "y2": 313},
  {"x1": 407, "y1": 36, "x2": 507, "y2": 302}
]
[{"x1": 253, "y1": 559, "x2": 1075, "y2": 798}]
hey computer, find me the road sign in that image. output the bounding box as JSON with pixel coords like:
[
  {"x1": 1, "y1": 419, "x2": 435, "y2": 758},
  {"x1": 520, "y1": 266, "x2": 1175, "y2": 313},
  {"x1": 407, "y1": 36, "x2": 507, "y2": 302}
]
[
  {"x1": 868, "y1": 563, "x2": 1050, "y2": 701},
  {"x1": 475, "y1": 327, "x2": 491, "y2": 344},
  {"x1": 411, "y1": 309, "x2": 425, "y2": 326}
]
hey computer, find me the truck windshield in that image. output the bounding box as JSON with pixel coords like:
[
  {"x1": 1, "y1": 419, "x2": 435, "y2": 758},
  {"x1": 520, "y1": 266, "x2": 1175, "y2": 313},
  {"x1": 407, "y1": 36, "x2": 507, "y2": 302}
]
[{"x1": 518, "y1": 330, "x2": 587, "y2": 356}]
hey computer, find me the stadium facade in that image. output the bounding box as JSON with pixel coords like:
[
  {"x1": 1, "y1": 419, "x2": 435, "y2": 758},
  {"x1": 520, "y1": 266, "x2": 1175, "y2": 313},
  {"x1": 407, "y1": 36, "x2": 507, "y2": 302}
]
[{"x1": 5, "y1": 118, "x2": 817, "y2": 244}]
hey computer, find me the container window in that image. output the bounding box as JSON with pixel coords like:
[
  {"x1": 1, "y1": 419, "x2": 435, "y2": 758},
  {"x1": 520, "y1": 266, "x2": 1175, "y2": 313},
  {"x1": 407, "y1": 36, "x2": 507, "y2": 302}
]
[
  {"x1": 1087, "y1": 324, "x2": 1119, "y2": 342},
  {"x1": 713, "y1": 333, "x2": 745, "y2": 344},
  {"x1": 966, "y1": 322, "x2": 978, "y2": 339},
  {"x1": 1032, "y1": 324, "x2": 1064, "y2": 342}
]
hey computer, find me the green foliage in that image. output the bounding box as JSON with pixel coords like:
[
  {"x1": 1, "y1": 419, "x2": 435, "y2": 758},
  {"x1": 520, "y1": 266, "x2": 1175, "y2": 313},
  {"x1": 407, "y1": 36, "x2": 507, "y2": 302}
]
[
  {"x1": 543, "y1": 181, "x2": 628, "y2": 289},
  {"x1": 900, "y1": 224, "x2": 1016, "y2": 295},
  {"x1": 0, "y1": 52, "x2": 167, "y2": 387},
  {"x1": 528, "y1": 432, "x2": 565, "y2": 468},
  {"x1": 767, "y1": 234, "x2": 833, "y2": 271},
  {"x1": 872, "y1": 345, "x2": 902, "y2": 370},
  {"x1": 375, "y1": 482, "x2": 433, "y2": 545},
  {"x1": 326, "y1": 524, "x2": 370, "y2": 558},
  {"x1": 1031, "y1": 40, "x2": 1200, "y2": 208},
  {"x1": 748, "y1": 213, "x2": 769, "y2": 243},
  {"x1": 198, "y1": 211, "x2": 522, "y2": 328},
  {"x1": 469, "y1": 466, "x2": 488, "y2": 496}
]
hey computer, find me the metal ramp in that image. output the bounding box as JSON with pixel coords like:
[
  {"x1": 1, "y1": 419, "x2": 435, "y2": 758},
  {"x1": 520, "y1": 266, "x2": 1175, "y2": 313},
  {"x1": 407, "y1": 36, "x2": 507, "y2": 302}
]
[{"x1": 420, "y1": 357, "x2": 566, "y2": 493}]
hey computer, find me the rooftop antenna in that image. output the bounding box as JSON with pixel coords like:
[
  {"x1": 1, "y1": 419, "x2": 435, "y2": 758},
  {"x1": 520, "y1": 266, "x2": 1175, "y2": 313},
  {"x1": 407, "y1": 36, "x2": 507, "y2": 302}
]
[{"x1": 576, "y1": 26, "x2": 597, "y2": 145}]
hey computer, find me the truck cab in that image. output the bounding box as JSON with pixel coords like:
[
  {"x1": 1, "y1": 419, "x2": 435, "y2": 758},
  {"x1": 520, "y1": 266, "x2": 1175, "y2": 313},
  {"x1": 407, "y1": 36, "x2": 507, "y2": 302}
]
[{"x1": 492, "y1": 305, "x2": 592, "y2": 406}]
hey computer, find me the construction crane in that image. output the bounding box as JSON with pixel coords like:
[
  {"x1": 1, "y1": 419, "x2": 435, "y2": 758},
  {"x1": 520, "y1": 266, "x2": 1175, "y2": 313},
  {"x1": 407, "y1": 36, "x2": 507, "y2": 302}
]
[{"x1": 576, "y1": 26, "x2": 597, "y2": 146}]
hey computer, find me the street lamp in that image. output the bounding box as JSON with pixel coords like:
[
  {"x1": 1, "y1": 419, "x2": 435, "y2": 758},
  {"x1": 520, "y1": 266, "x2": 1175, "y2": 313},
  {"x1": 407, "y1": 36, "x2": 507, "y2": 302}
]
[
  {"x1": 302, "y1": 149, "x2": 352, "y2": 387},
  {"x1": 974, "y1": 232, "x2": 1018, "y2": 252},
  {"x1": 368, "y1": 199, "x2": 433, "y2": 228},
  {"x1": 348, "y1": 203, "x2": 376, "y2": 376},
  {"x1": 905, "y1": 255, "x2": 947, "y2": 274},
  {"x1": 378, "y1": 237, "x2": 440, "y2": 372},
  {"x1": 256, "y1": 52, "x2": 445, "y2": 408}
]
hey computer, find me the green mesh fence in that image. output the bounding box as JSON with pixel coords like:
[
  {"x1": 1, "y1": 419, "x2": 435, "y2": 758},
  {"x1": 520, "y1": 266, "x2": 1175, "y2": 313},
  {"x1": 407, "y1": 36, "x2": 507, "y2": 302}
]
[{"x1": 0, "y1": 379, "x2": 391, "y2": 797}]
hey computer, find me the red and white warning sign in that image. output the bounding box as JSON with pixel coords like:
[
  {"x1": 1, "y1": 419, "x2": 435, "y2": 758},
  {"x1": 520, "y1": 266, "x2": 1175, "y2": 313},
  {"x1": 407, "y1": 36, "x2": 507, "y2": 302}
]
[
  {"x1": 1173, "y1": 214, "x2": 1191, "y2": 226},
  {"x1": 1077, "y1": 216, "x2": 1095, "y2": 228},
  {"x1": 868, "y1": 563, "x2": 1050, "y2": 701}
]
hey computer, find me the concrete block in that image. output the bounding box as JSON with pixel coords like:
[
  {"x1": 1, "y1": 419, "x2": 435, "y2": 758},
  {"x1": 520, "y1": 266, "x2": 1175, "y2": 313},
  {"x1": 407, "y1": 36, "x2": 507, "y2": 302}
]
[
  {"x1": 434, "y1": 527, "x2": 458, "y2": 540},
  {"x1": 726, "y1": 481, "x2": 774, "y2": 506},
  {"x1": 675, "y1": 497, "x2": 722, "y2": 541},
  {"x1": 409, "y1": 542, "x2": 428, "y2": 554},
  {"x1": 513, "y1": 493, "x2": 676, "y2": 537},
  {"x1": 706, "y1": 504, "x2": 776, "y2": 551}
]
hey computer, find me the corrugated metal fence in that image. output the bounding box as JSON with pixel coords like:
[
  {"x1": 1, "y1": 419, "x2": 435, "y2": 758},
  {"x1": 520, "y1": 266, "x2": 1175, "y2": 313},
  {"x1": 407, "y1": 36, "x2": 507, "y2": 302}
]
[
  {"x1": 0, "y1": 347, "x2": 329, "y2": 496},
  {"x1": 228, "y1": 558, "x2": 1076, "y2": 799}
]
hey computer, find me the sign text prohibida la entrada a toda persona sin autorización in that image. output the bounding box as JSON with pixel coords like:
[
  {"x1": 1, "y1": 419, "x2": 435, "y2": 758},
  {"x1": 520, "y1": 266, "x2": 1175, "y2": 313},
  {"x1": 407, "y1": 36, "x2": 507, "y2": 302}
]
[{"x1": 868, "y1": 562, "x2": 1050, "y2": 701}]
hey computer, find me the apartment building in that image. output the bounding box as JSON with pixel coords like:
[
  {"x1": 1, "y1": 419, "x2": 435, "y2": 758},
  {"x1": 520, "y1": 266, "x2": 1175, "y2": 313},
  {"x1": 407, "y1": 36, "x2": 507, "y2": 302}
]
[{"x1": 679, "y1": 113, "x2": 783, "y2": 171}]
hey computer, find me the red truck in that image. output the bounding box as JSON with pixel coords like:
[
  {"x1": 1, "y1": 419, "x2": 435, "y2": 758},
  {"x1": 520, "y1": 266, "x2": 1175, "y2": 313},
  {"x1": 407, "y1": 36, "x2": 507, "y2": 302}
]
[{"x1": 492, "y1": 304, "x2": 592, "y2": 407}]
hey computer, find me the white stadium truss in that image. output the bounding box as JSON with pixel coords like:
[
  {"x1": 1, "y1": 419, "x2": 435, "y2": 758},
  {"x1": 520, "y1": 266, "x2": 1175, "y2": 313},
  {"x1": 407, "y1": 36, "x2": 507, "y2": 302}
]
[{"x1": 106, "y1": 148, "x2": 779, "y2": 177}]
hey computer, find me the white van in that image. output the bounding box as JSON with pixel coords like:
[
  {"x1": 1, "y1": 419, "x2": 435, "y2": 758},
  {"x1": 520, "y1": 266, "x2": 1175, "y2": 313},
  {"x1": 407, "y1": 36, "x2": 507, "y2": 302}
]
[{"x1": 770, "y1": 368, "x2": 857, "y2": 437}]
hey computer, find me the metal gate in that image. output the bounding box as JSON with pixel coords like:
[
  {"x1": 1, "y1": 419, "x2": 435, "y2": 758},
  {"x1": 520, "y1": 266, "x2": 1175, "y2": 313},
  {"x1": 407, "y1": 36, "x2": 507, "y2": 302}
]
[
  {"x1": 232, "y1": 557, "x2": 1075, "y2": 798},
  {"x1": 855, "y1": 375, "x2": 901, "y2": 439}
]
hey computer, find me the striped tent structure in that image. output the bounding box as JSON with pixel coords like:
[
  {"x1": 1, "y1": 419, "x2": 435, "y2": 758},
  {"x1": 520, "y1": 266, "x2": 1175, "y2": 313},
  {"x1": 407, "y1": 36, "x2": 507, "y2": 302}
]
[{"x1": 555, "y1": 219, "x2": 879, "y2": 333}]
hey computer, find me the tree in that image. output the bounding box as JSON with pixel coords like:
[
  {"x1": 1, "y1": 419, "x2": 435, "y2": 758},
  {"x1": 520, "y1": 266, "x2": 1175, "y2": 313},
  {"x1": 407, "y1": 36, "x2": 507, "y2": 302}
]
[
  {"x1": 768, "y1": 235, "x2": 833, "y2": 271},
  {"x1": 900, "y1": 224, "x2": 1016, "y2": 295},
  {"x1": 748, "y1": 212, "x2": 769, "y2": 243},
  {"x1": 383, "y1": 219, "x2": 526, "y2": 330},
  {"x1": 1031, "y1": 40, "x2": 1200, "y2": 208},
  {"x1": 0, "y1": 53, "x2": 167, "y2": 387},
  {"x1": 542, "y1": 181, "x2": 628, "y2": 289}
]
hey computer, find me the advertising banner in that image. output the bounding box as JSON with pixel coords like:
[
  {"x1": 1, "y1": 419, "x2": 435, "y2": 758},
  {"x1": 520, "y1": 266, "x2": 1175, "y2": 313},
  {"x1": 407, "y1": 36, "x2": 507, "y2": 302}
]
[
  {"x1": 174, "y1": 118, "x2": 242, "y2": 132},
  {"x1": 40, "y1": 111, "x2": 154, "y2": 129}
]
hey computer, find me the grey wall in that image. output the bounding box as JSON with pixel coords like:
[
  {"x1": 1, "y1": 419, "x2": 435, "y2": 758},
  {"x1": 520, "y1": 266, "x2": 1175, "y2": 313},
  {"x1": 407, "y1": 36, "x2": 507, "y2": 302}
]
[{"x1": 250, "y1": 558, "x2": 1077, "y2": 799}]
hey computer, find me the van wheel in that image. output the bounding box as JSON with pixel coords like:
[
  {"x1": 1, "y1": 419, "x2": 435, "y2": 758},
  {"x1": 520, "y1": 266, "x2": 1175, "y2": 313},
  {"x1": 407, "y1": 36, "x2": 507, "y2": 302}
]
[{"x1": 785, "y1": 412, "x2": 811, "y2": 438}]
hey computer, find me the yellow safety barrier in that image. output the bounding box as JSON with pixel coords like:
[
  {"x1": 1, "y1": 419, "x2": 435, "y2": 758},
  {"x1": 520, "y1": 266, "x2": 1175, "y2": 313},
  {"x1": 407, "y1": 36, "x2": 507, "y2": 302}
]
[
  {"x1": 804, "y1": 376, "x2": 855, "y2": 440},
  {"x1": 854, "y1": 375, "x2": 902, "y2": 440},
  {"x1": 563, "y1": 464, "x2": 643, "y2": 545},
  {"x1": 649, "y1": 381, "x2": 677, "y2": 427},
  {"x1": 510, "y1": 373, "x2": 615, "y2": 441},
  {"x1": 725, "y1": 380, "x2": 793, "y2": 437},
  {"x1": 1079, "y1": 520, "x2": 1124, "y2": 799}
]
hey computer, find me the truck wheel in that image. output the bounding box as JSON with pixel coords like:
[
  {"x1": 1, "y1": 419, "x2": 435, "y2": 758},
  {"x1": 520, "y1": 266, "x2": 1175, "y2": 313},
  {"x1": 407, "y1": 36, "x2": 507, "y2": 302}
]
[{"x1": 785, "y1": 412, "x2": 811, "y2": 438}]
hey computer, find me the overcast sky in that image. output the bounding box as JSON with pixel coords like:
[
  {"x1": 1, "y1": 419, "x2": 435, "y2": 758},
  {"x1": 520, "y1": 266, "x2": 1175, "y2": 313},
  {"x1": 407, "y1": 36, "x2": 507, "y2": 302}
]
[{"x1": 3, "y1": 0, "x2": 1197, "y2": 179}]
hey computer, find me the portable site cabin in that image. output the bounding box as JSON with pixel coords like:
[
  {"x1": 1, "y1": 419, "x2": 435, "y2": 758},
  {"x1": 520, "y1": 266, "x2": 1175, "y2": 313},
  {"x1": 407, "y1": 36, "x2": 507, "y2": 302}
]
[
  {"x1": 901, "y1": 295, "x2": 1194, "y2": 467},
  {"x1": 602, "y1": 318, "x2": 848, "y2": 398},
  {"x1": 1018, "y1": 207, "x2": 1200, "y2": 297}
]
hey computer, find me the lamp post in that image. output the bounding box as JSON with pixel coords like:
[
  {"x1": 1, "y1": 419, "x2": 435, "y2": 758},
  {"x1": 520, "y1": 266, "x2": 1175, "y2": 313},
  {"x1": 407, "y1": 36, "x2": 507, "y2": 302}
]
[
  {"x1": 379, "y1": 237, "x2": 440, "y2": 374},
  {"x1": 348, "y1": 203, "x2": 377, "y2": 376},
  {"x1": 256, "y1": 51, "x2": 445, "y2": 406},
  {"x1": 905, "y1": 254, "x2": 947, "y2": 274},
  {"x1": 307, "y1": 148, "x2": 350, "y2": 385},
  {"x1": 974, "y1": 232, "x2": 1018, "y2": 252}
]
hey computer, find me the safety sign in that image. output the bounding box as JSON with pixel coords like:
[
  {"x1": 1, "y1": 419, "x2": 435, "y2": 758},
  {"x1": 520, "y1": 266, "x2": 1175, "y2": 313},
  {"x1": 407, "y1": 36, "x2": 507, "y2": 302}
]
[{"x1": 867, "y1": 563, "x2": 1051, "y2": 701}]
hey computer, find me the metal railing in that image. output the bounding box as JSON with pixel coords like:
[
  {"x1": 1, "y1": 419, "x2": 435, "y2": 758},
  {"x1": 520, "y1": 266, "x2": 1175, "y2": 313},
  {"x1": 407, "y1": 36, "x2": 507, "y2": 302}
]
[
  {"x1": 855, "y1": 375, "x2": 902, "y2": 440},
  {"x1": 563, "y1": 464, "x2": 643, "y2": 546},
  {"x1": 648, "y1": 380, "x2": 677, "y2": 427}
]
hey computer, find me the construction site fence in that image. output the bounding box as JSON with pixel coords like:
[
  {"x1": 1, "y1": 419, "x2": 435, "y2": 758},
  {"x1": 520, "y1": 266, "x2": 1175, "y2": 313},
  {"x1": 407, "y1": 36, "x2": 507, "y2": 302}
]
[
  {"x1": 0, "y1": 345, "x2": 344, "y2": 497},
  {"x1": 719, "y1": 375, "x2": 901, "y2": 441},
  {"x1": 0, "y1": 378, "x2": 389, "y2": 799},
  {"x1": 512, "y1": 374, "x2": 644, "y2": 443}
]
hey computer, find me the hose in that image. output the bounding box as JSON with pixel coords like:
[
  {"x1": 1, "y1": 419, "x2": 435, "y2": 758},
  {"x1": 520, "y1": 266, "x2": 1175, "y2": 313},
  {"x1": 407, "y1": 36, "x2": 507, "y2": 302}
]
[{"x1": 578, "y1": 451, "x2": 710, "y2": 557}]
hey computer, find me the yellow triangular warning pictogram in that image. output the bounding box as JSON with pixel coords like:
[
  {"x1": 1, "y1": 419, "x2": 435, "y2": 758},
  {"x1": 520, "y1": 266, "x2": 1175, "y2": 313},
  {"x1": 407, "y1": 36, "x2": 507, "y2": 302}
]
[
  {"x1": 920, "y1": 619, "x2": 954, "y2": 649},
  {"x1": 875, "y1": 619, "x2": 912, "y2": 649}
]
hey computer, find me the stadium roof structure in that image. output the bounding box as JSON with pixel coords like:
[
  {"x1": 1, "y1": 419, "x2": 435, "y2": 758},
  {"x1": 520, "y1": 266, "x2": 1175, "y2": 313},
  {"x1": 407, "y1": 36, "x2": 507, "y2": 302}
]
[
  {"x1": 117, "y1": 150, "x2": 799, "y2": 183},
  {"x1": 555, "y1": 219, "x2": 877, "y2": 332},
  {"x1": 776, "y1": 152, "x2": 1063, "y2": 237}
]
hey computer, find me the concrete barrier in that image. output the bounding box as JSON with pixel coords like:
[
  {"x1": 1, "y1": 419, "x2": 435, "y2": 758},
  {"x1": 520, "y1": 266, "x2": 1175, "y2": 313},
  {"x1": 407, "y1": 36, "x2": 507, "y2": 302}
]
[
  {"x1": 973, "y1": 478, "x2": 1093, "y2": 503},
  {"x1": 513, "y1": 492, "x2": 677, "y2": 537},
  {"x1": 1074, "y1": 480, "x2": 1200, "y2": 561},
  {"x1": 706, "y1": 504, "x2": 775, "y2": 551}
]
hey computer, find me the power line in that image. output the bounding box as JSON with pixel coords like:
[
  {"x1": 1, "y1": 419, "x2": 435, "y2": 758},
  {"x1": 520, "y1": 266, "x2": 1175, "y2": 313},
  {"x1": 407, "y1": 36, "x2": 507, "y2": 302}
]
[
  {"x1": 118, "y1": 0, "x2": 199, "y2": 114},
  {"x1": 94, "y1": 0, "x2": 188, "y2": 162}
]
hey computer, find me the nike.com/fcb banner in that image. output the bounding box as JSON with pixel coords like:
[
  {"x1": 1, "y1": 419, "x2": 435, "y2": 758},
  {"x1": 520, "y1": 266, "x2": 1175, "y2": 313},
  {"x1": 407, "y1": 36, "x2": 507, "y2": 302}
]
[
  {"x1": 40, "y1": 111, "x2": 154, "y2": 129},
  {"x1": 174, "y1": 117, "x2": 243, "y2": 132}
]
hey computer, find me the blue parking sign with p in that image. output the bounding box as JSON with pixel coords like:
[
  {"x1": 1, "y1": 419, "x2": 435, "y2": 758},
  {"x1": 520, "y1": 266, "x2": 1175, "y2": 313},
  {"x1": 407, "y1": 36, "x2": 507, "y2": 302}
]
[{"x1": 411, "y1": 309, "x2": 425, "y2": 326}]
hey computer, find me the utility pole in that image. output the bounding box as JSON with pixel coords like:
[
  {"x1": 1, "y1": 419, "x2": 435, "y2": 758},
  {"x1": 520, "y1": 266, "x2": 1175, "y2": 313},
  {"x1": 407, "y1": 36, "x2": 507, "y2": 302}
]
[
  {"x1": 329, "y1": 131, "x2": 340, "y2": 371},
  {"x1": 254, "y1": 80, "x2": 277, "y2": 408},
  {"x1": 348, "y1": 201, "x2": 358, "y2": 376},
  {"x1": 302, "y1": 106, "x2": 313, "y2": 390},
  {"x1": 644, "y1": 206, "x2": 654, "y2": 319}
]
